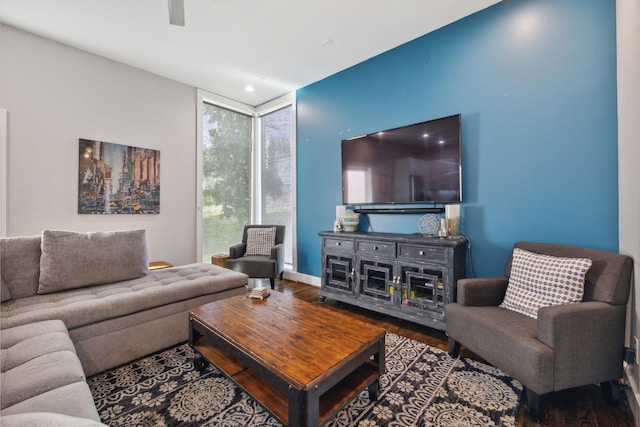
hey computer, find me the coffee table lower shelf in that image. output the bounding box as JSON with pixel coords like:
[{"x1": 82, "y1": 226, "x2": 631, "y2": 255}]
[{"x1": 193, "y1": 339, "x2": 380, "y2": 426}]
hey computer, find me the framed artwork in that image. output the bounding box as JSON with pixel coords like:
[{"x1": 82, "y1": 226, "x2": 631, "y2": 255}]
[{"x1": 78, "y1": 139, "x2": 160, "y2": 214}]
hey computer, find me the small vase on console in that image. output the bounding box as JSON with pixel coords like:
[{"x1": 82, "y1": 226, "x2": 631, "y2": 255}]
[{"x1": 340, "y1": 207, "x2": 360, "y2": 232}]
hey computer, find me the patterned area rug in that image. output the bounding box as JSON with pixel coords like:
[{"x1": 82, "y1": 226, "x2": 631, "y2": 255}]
[{"x1": 88, "y1": 333, "x2": 522, "y2": 426}]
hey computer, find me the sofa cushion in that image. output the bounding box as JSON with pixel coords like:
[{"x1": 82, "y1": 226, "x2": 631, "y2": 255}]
[
  {"x1": 0, "y1": 383, "x2": 102, "y2": 422},
  {"x1": 38, "y1": 229, "x2": 148, "y2": 294},
  {"x1": 0, "y1": 235, "x2": 42, "y2": 299},
  {"x1": 245, "y1": 227, "x2": 276, "y2": 256},
  {"x1": 500, "y1": 248, "x2": 592, "y2": 319},
  {"x1": 2, "y1": 264, "x2": 248, "y2": 330},
  {"x1": 1, "y1": 320, "x2": 86, "y2": 410}
]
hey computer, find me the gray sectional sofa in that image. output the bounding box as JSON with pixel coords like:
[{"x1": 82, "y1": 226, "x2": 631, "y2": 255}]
[{"x1": 0, "y1": 229, "x2": 248, "y2": 425}]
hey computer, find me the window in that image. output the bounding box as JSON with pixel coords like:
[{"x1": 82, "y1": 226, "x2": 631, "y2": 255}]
[
  {"x1": 258, "y1": 105, "x2": 294, "y2": 265},
  {"x1": 197, "y1": 90, "x2": 296, "y2": 270},
  {"x1": 201, "y1": 102, "x2": 252, "y2": 260}
]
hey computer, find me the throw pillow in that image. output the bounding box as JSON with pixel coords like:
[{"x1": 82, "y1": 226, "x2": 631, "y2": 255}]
[
  {"x1": 500, "y1": 247, "x2": 592, "y2": 319},
  {"x1": 245, "y1": 227, "x2": 276, "y2": 256},
  {"x1": 38, "y1": 229, "x2": 148, "y2": 294}
]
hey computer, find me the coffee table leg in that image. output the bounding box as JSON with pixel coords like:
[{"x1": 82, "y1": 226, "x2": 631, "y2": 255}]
[
  {"x1": 368, "y1": 380, "x2": 379, "y2": 401},
  {"x1": 369, "y1": 336, "x2": 385, "y2": 401},
  {"x1": 193, "y1": 352, "x2": 209, "y2": 371},
  {"x1": 289, "y1": 387, "x2": 319, "y2": 427}
]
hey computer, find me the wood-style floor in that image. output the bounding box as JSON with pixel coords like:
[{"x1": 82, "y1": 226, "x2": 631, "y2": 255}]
[{"x1": 270, "y1": 278, "x2": 636, "y2": 427}]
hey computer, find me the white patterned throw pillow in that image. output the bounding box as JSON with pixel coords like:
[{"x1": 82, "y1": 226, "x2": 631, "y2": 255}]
[
  {"x1": 244, "y1": 227, "x2": 276, "y2": 256},
  {"x1": 500, "y1": 248, "x2": 592, "y2": 319}
]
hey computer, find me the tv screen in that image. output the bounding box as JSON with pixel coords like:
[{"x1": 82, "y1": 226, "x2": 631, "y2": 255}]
[{"x1": 342, "y1": 114, "x2": 461, "y2": 205}]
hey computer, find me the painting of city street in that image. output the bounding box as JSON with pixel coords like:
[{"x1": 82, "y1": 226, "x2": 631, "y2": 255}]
[{"x1": 78, "y1": 139, "x2": 160, "y2": 214}]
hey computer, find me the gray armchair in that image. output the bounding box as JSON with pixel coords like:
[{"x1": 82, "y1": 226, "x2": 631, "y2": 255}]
[
  {"x1": 445, "y1": 242, "x2": 633, "y2": 421},
  {"x1": 226, "y1": 225, "x2": 285, "y2": 289}
]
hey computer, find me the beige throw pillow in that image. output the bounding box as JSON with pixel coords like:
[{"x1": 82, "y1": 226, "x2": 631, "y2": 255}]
[
  {"x1": 37, "y1": 229, "x2": 148, "y2": 294},
  {"x1": 500, "y1": 248, "x2": 592, "y2": 319},
  {"x1": 244, "y1": 227, "x2": 276, "y2": 256}
]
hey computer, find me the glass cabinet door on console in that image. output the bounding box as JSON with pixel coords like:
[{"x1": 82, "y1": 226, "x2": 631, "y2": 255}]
[
  {"x1": 323, "y1": 253, "x2": 355, "y2": 294},
  {"x1": 397, "y1": 263, "x2": 447, "y2": 316},
  {"x1": 321, "y1": 235, "x2": 357, "y2": 295},
  {"x1": 356, "y1": 257, "x2": 395, "y2": 305}
]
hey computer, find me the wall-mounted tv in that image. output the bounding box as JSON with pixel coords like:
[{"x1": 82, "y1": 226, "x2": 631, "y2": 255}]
[{"x1": 342, "y1": 114, "x2": 462, "y2": 205}]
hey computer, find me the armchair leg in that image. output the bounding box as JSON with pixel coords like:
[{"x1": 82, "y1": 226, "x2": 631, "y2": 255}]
[
  {"x1": 601, "y1": 380, "x2": 620, "y2": 406},
  {"x1": 448, "y1": 338, "x2": 461, "y2": 357},
  {"x1": 279, "y1": 271, "x2": 284, "y2": 280},
  {"x1": 269, "y1": 277, "x2": 275, "y2": 289},
  {"x1": 526, "y1": 388, "x2": 543, "y2": 422}
]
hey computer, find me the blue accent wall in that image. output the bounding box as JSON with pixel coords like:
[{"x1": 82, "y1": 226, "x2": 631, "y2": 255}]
[{"x1": 296, "y1": 0, "x2": 618, "y2": 278}]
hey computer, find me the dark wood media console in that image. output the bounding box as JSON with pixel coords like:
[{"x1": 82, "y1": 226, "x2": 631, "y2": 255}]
[{"x1": 318, "y1": 231, "x2": 467, "y2": 331}]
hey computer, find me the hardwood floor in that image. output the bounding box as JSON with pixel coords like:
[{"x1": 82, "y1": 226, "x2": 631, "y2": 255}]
[{"x1": 271, "y1": 279, "x2": 637, "y2": 427}]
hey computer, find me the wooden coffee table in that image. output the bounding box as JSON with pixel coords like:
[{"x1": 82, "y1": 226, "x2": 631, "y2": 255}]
[{"x1": 188, "y1": 291, "x2": 386, "y2": 427}]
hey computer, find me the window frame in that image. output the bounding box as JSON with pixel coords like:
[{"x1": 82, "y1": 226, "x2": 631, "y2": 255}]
[{"x1": 196, "y1": 89, "x2": 296, "y2": 271}]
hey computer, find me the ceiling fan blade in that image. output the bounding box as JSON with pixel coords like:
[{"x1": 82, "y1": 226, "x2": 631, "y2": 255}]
[{"x1": 168, "y1": 0, "x2": 185, "y2": 26}]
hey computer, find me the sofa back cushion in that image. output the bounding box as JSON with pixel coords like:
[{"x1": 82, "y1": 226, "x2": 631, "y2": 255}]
[
  {"x1": 0, "y1": 235, "x2": 42, "y2": 300},
  {"x1": 37, "y1": 229, "x2": 149, "y2": 294}
]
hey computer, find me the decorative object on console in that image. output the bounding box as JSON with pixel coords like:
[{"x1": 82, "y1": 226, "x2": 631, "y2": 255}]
[
  {"x1": 418, "y1": 213, "x2": 441, "y2": 236},
  {"x1": 339, "y1": 207, "x2": 360, "y2": 232},
  {"x1": 78, "y1": 139, "x2": 160, "y2": 215},
  {"x1": 334, "y1": 205, "x2": 345, "y2": 231},
  {"x1": 438, "y1": 218, "x2": 448, "y2": 237},
  {"x1": 445, "y1": 204, "x2": 460, "y2": 236}
]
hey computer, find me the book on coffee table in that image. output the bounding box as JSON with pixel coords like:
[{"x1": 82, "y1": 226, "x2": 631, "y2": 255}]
[{"x1": 249, "y1": 287, "x2": 270, "y2": 299}]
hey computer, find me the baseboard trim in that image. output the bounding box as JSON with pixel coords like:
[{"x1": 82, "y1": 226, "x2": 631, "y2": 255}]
[
  {"x1": 282, "y1": 271, "x2": 320, "y2": 287},
  {"x1": 624, "y1": 363, "x2": 640, "y2": 425}
]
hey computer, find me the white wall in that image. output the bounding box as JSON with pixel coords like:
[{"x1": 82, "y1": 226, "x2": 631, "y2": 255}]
[
  {"x1": 617, "y1": 0, "x2": 640, "y2": 422},
  {"x1": 0, "y1": 25, "x2": 198, "y2": 265}
]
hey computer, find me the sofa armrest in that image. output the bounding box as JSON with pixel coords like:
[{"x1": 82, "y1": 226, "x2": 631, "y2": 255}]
[
  {"x1": 271, "y1": 243, "x2": 285, "y2": 274},
  {"x1": 229, "y1": 243, "x2": 246, "y2": 259},
  {"x1": 456, "y1": 277, "x2": 509, "y2": 306},
  {"x1": 537, "y1": 301, "x2": 626, "y2": 388}
]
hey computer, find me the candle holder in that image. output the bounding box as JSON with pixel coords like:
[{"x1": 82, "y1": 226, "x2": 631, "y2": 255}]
[{"x1": 445, "y1": 204, "x2": 460, "y2": 236}]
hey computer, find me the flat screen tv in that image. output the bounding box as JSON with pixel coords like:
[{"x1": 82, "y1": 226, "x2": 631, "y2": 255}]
[{"x1": 342, "y1": 114, "x2": 462, "y2": 205}]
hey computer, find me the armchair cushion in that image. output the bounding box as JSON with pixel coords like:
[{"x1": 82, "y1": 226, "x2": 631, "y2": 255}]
[
  {"x1": 499, "y1": 248, "x2": 592, "y2": 319},
  {"x1": 244, "y1": 227, "x2": 276, "y2": 256}
]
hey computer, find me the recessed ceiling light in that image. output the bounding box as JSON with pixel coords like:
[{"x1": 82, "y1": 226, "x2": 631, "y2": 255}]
[{"x1": 245, "y1": 85, "x2": 255, "y2": 92}]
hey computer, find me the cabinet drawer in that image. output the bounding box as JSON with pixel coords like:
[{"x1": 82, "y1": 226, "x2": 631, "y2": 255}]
[
  {"x1": 356, "y1": 240, "x2": 395, "y2": 257},
  {"x1": 323, "y1": 237, "x2": 354, "y2": 252},
  {"x1": 398, "y1": 244, "x2": 446, "y2": 263}
]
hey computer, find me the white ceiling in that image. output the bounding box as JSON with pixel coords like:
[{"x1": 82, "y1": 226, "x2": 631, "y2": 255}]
[{"x1": 0, "y1": 0, "x2": 501, "y2": 106}]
